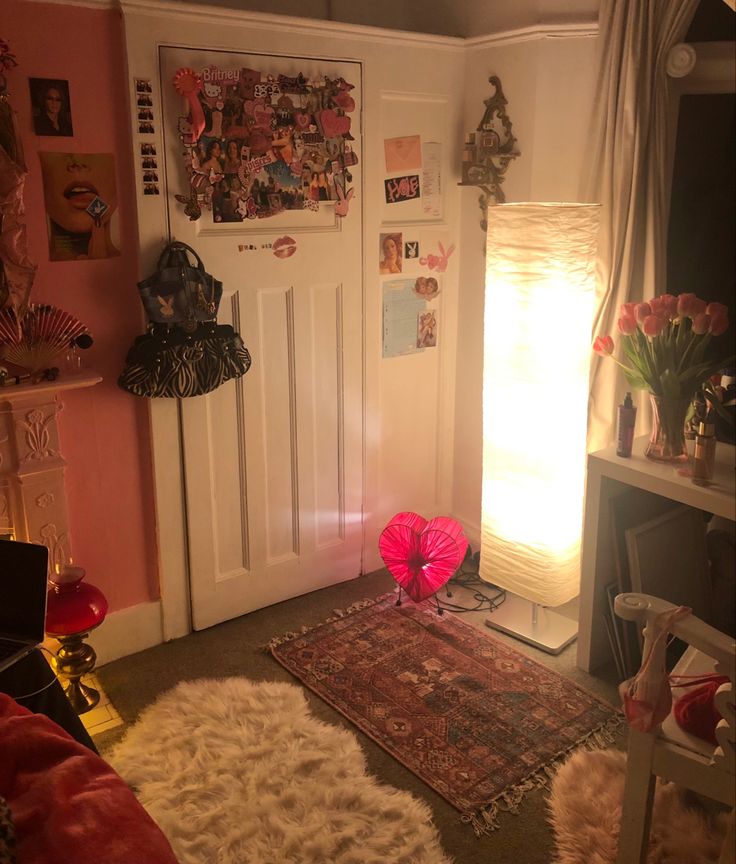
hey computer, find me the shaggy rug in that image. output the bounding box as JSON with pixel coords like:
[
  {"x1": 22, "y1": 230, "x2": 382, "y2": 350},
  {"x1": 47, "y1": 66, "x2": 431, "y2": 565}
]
[
  {"x1": 269, "y1": 593, "x2": 621, "y2": 835},
  {"x1": 549, "y1": 748, "x2": 728, "y2": 864},
  {"x1": 106, "y1": 678, "x2": 451, "y2": 864}
]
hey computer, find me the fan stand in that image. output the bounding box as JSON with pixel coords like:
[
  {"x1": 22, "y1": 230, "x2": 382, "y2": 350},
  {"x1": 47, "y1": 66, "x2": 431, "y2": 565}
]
[
  {"x1": 394, "y1": 585, "x2": 449, "y2": 615},
  {"x1": 485, "y1": 591, "x2": 577, "y2": 655}
]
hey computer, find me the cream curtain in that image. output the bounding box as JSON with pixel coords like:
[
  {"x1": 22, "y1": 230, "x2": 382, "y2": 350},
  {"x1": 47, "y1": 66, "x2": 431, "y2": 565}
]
[{"x1": 585, "y1": 0, "x2": 700, "y2": 452}]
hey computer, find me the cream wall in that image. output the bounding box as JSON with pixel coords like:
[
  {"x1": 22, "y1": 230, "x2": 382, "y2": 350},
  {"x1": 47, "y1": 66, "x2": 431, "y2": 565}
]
[{"x1": 452, "y1": 31, "x2": 599, "y2": 549}]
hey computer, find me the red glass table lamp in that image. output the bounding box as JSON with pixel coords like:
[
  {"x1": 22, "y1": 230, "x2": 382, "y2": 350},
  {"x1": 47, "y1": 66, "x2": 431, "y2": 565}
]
[{"x1": 45, "y1": 565, "x2": 108, "y2": 714}]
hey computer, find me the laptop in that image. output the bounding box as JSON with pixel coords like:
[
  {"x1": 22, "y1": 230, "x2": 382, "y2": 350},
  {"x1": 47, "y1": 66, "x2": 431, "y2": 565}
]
[{"x1": 0, "y1": 540, "x2": 49, "y2": 674}]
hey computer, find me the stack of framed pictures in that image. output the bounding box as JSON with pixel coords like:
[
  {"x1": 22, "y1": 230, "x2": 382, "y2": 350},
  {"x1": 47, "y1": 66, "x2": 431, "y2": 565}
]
[{"x1": 606, "y1": 489, "x2": 711, "y2": 679}]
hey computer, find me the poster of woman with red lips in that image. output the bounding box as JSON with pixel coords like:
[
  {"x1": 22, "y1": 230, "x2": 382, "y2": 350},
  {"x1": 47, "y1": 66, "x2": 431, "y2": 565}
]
[{"x1": 39, "y1": 152, "x2": 119, "y2": 261}]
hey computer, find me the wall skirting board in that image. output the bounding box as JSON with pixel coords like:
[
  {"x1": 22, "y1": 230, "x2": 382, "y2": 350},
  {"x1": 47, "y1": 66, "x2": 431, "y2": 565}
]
[{"x1": 88, "y1": 599, "x2": 164, "y2": 667}]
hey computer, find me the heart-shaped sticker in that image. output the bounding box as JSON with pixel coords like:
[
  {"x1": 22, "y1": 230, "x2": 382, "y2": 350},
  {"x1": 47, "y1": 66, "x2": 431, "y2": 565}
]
[
  {"x1": 379, "y1": 512, "x2": 468, "y2": 603},
  {"x1": 318, "y1": 109, "x2": 351, "y2": 140},
  {"x1": 294, "y1": 111, "x2": 311, "y2": 131}
]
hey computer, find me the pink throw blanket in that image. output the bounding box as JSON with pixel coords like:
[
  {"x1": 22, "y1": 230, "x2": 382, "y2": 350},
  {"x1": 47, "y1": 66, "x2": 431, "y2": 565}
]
[{"x1": 0, "y1": 694, "x2": 177, "y2": 864}]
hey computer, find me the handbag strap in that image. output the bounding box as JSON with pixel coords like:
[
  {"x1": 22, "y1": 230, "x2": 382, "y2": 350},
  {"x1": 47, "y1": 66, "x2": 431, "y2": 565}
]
[{"x1": 156, "y1": 241, "x2": 206, "y2": 274}]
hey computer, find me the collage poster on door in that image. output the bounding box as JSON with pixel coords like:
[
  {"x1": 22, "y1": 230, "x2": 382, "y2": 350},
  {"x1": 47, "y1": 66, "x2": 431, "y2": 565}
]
[{"x1": 172, "y1": 65, "x2": 358, "y2": 223}]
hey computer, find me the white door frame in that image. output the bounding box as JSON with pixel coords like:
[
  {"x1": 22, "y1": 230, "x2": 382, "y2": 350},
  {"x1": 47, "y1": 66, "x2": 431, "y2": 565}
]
[{"x1": 121, "y1": 0, "x2": 466, "y2": 642}]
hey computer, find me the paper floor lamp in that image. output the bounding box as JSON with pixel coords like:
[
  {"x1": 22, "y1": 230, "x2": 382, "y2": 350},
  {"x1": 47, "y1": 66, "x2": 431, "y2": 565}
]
[{"x1": 480, "y1": 203, "x2": 600, "y2": 654}]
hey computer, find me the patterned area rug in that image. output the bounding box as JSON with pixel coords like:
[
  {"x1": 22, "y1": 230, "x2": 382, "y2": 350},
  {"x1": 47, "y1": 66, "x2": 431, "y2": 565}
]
[{"x1": 269, "y1": 593, "x2": 621, "y2": 836}]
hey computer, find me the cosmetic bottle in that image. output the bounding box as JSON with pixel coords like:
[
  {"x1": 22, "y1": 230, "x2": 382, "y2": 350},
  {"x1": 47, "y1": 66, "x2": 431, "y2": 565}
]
[
  {"x1": 616, "y1": 392, "x2": 637, "y2": 457},
  {"x1": 692, "y1": 419, "x2": 716, "y2": 486}
]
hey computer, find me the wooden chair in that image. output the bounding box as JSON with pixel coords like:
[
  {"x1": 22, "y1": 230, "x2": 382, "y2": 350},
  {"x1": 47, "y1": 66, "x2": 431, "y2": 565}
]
[{"x1": 614, "y1": 592, "x2": 735, "y2": 864}]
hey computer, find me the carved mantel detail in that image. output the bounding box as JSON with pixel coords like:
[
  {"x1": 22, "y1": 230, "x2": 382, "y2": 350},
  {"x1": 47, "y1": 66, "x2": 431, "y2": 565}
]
[
  {"x1": 39, "y1": 522, "x2": 69, "y2": 576},
  {"x1": 0, "y1": 370, "x2": 101, "y2": 553},
  {"x1": 18, "y1": 407, "x2": 60, "y2": 462}
]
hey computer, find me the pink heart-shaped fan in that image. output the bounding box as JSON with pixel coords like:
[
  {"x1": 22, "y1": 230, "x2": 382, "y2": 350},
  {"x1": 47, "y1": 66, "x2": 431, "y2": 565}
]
[{"x1": 378, "y1": 512, "x2": 468, "y2": 603}]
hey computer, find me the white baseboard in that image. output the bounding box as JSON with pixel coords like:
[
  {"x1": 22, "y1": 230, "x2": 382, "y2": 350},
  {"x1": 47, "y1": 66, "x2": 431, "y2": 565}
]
[{"x1": 88, "y1": 600, "x2": 164, "y2": 667}]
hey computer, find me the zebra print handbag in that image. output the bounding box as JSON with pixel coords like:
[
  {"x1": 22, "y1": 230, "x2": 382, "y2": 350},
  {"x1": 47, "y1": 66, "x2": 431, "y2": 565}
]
[{"x1": 119, "y1": 243, "x2": 251, "y2": 399}]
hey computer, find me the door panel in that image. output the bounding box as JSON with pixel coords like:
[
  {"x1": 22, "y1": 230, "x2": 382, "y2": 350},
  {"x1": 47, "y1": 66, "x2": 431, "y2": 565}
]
[{"x1": 159, "y1": 46, "x2": 363, "y2": 628}]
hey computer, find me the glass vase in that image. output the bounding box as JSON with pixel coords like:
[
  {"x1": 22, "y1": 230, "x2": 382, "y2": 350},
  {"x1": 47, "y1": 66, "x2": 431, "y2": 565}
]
[{"x1": 645, "y1": 393, "x2": 690, "y2": 463}]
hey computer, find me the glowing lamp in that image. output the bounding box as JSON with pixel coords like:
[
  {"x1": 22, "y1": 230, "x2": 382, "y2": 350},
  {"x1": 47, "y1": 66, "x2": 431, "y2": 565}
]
[{"x1": 480, "y1": 203, "x2": 600, "y2": 653}]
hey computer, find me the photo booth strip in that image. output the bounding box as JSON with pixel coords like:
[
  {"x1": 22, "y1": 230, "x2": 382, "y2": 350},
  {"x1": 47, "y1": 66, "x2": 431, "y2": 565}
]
[{"x1": 135, "y1": 78, "x2": 158, "y2": 194}]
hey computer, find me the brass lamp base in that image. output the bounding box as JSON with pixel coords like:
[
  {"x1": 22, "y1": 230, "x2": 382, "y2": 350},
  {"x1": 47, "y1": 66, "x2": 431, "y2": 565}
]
[{"x1": 51, "y1": 632, "x2": 100, "y2": 714}]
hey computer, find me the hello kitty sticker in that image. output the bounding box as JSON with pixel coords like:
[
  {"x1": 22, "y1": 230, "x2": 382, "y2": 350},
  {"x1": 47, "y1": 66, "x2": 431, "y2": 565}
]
[{"x1": 173, "y1": 64, "x2": 358, "y2": 223}]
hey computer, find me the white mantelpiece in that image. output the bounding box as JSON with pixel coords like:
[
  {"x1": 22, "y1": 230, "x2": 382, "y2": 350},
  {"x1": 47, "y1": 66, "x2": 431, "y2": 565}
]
[{"x1": 0, "y1": 370, "x2": 102, "y2": 571}]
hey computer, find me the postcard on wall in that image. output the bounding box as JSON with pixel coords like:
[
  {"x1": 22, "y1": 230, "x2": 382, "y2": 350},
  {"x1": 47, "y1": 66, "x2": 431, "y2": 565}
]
[
  {"x1": 384, "y1": 134, "x2": 422, "y2": 173},
  {"x1": 417, "y1": 309, "x2": 438, "y2": 348},
  {"x1": 39, "y1": 152, "x2": 120, "y2": 261},
  {"x1": 413, "y1": 275, "x2": 440, "y2": 300},
  {"x1": 29, "y1": 78, "x2": 74, "y2": 137},
  {"x1": 421, "y1": 141, "x2": 442, "y2": 218},
  {"x1": 383, "y1": 279, "x2": 427, "y2": 358},
  {"x1": 384, "y1": 174, "x2": 420, "y2": 205},
  {"x1": 379, "y1": 232, "x2": 403, "y2": 274}
]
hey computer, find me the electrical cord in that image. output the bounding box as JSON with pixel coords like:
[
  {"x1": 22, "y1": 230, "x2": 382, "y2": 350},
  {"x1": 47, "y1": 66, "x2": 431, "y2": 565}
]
[
  {"x1": 9, "y1": 646, "x2": 60, "y2": 702},
  {"x1": 435, "y1": 549, "x2": 507, "y2": 614}
]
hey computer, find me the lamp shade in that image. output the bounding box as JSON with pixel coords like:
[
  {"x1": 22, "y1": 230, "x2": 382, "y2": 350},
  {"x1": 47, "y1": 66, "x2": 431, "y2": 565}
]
[
  {"x1": 479, "y1": 203, "x2": 600, "y2": 607},
  {"x1": 379, "y1": 512, "x2": 468, "y2": 602}
]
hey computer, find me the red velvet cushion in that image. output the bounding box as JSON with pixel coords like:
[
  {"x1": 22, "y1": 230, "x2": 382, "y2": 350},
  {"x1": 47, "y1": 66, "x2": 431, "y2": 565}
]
[
  {"x1": 0, "y1": 694, "x2": 177, "y2": 864},
  {"x1": 673, "y1": 676, "x2": 729, "y2": 746}
]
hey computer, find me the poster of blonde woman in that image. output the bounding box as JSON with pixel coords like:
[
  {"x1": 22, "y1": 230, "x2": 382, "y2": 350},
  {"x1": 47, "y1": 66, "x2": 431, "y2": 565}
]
[
  {"x1": 379, "y1": 232, "x2": 402, "y2": 274},
  {"x1": 39, "y1": 152, "x2": 120, "y2": 261}
]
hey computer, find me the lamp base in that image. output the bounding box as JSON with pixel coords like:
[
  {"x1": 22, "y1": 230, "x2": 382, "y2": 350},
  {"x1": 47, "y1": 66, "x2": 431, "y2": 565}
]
[
  {"x1": 51, "y1": 632, "x2": 100, "y2": 714},
  {"x1": 485, "y1": 592, "x2": 577, "y2": 655}
]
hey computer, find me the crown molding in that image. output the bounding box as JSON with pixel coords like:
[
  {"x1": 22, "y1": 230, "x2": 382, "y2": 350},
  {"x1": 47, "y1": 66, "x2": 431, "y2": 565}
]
[
  {"x1": 27, "y1": 0, "x2": 116, "y2": 7},
  {"x1": 123, "y1": 0, "x2": 466, "y2": 50},
  {"x1": 465, "y1": 21, "x2": 598, "y2": 48},
  {"x1": 22, "y1": 0, "x2": 597, "y2": 47}
]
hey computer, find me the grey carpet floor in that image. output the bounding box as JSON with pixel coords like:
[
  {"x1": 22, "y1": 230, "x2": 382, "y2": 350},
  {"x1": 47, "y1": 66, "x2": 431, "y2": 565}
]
[{"x1": 95, "y1": 568, "x2": 623, "y2": 864}]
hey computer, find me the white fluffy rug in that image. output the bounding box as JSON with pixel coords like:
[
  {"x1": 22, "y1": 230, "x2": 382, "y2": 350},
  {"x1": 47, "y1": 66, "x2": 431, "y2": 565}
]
[
  {"x1": 107, "y1": 677, "x2": 451, "y2": 864},
  {"x1": 548, "y1": 748, "x2": 727, "y2": 864}
]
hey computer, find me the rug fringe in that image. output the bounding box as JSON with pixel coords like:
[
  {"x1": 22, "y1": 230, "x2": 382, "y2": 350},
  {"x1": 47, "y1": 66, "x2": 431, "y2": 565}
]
[
  {"x1": 263, "y1": 595, "x2": 394, "y2": 652},
  {"x1": 461, "y1": 713, "x2": 624, "y2": 837}
]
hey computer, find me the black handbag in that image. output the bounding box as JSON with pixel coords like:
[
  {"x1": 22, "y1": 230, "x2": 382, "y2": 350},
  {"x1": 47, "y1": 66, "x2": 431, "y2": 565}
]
[
  {"x1": 137, "y1": 242, "x2": 223, "y2": 325},
  {"x1": 119, "y1": 242, "x2": 251, "y2": 399}
]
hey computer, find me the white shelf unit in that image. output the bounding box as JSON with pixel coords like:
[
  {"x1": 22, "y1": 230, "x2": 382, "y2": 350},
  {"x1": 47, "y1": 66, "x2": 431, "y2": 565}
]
[{"x1": 577, "y1": 434, "x2": 736, "y2": 672}]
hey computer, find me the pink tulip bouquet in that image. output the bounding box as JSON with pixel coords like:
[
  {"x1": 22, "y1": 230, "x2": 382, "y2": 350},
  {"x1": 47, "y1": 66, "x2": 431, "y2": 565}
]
[
  {"x1": 593, "y1": 293, "x2": 733, "y2": 400},
  {"x1": 594, "y1": 293, "x2": 734, "y2": 460}
]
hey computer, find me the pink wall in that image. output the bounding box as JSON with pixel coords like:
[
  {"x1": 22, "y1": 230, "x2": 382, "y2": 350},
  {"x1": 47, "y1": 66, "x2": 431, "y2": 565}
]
[{"x1": 5, "y1": 0, "x2": 159, "y2": 612}]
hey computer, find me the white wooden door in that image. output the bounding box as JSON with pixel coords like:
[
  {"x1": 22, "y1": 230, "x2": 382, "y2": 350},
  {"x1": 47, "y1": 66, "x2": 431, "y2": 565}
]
[{"x1": 159, "y1": 47, "x2": 363, "y2": 629}]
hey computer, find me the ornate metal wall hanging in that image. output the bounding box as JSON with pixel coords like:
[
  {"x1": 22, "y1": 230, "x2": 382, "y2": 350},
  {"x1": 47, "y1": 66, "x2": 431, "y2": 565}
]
[{"x1": 460, "y1": 75, "x2": 520, "y2": 230}]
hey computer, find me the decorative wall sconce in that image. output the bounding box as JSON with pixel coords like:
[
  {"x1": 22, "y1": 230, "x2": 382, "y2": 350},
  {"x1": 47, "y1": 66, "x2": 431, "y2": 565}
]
[{"x1": 460, "y1": 76, "x2": 520, "y2": 230}]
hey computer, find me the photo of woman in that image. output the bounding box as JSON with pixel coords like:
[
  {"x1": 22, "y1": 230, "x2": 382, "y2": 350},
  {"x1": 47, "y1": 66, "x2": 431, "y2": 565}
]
[
  {"x1": 222, "y1": 139, "x2": 241, "y2": 174},
  {"x1": 379, "y1": 233, "x2": 402, "y2": 275},
  {"x1": 29, "y1": 78, "x2": 73, "y2": 137},
  {"x1": 201, "y1": 140, "x2": 224, "y2": 175},
  {"x1": 39, "y1": 152, "x2": 119, "y2": 260}
]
